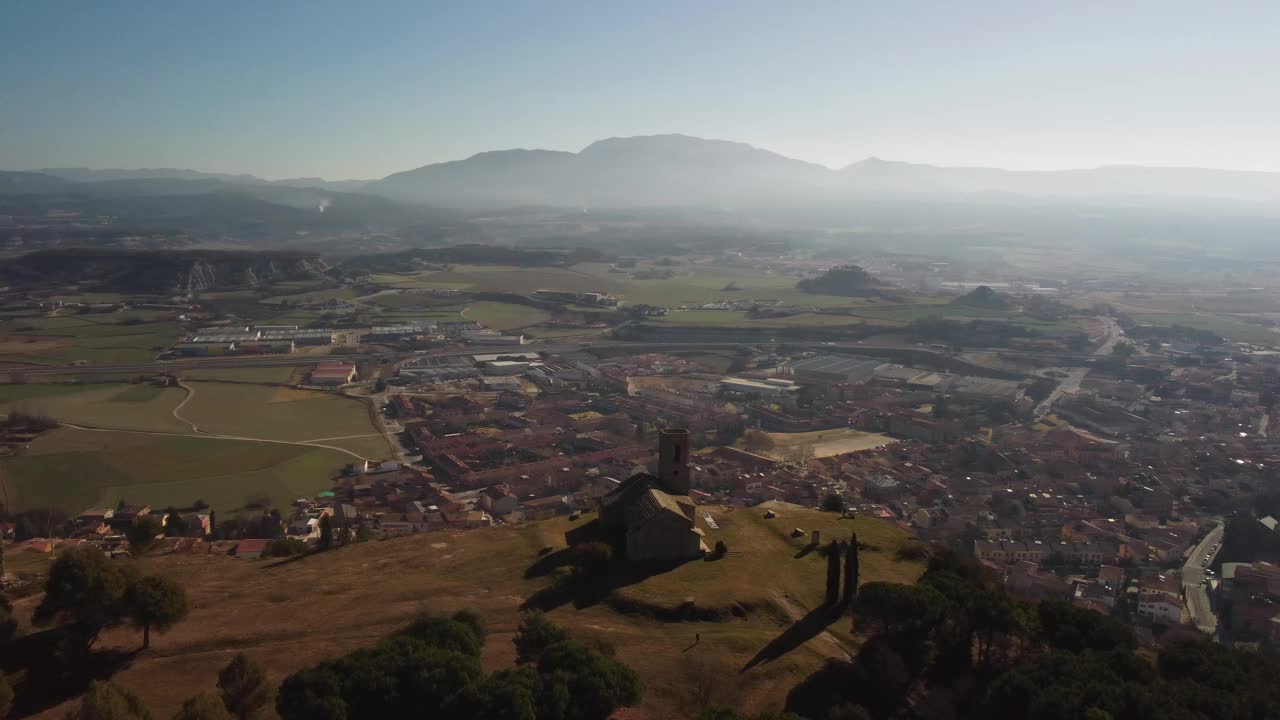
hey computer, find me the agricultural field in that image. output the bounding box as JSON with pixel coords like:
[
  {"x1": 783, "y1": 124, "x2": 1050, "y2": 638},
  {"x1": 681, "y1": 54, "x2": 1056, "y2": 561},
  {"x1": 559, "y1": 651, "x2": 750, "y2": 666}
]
[
  {"x1": 260, "y1": 286, "x2": 360, "y2": 305},
  {"x1": 1127, "y1": 312, "x2": 1278, "y2": 345},
  {"x1": 5, "y1": 501, "x2": 922, "y2": 719},
  {"x1": 177, "y1": 382, "x2": 389, "y2": 457},
  {"x1": 0, "y1": 427, "x2": 349, "y2": 514},
  {"x1": 654, "y1": 310, "x2": 870, "y2": 329},
  {"x1": 0, "y1": 382, "x2": 191, "y2": 433},
  {"x1": 0, "y1": 310, "x2": 183, "y2": 365}
]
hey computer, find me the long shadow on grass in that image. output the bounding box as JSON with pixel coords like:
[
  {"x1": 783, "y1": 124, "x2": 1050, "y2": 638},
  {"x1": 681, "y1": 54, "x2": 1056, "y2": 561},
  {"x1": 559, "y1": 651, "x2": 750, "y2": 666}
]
[
  {"x1": 0, "y1": 628, "x2": 139, "y2": 718},
  {"x1": 522, "y1": 558, "x2": 688, "y2": 613},
  {"x1": 741, "y1": 603, "x2": 847, "y2": 673}
]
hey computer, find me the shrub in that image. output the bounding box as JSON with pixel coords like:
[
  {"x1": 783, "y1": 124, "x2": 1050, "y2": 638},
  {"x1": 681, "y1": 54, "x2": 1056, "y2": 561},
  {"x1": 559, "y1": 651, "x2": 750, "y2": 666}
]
[
  {"x1": 710, "y1": 540, "x2": 728, "y2": 560},
  {"x1": 895, "y1": 542, "x2": 929, "y2": 562}
]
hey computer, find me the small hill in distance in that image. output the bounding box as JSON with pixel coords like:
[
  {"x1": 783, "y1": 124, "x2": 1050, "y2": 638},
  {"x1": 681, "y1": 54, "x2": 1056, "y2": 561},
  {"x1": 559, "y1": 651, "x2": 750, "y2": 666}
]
[
  {"x1": 796, "y1": 265, "x2": 884, "y2": 297},
  {"x1": 951, "y1": 285, "x2": 1013, "y2": 309},
  {"x1": 3, "y1": 501, "x2": 923, "y2": 719}
]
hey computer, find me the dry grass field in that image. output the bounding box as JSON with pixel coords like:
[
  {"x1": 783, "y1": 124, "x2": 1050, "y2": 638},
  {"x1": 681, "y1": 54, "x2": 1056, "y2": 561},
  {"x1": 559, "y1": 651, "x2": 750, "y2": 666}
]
[{"x1": 7, "y1": 501, "x2": 923, "y2": 720}]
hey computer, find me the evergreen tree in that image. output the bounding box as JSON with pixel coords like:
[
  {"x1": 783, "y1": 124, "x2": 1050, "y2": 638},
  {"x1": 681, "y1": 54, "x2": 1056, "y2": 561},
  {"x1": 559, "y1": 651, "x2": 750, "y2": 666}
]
[
  {"x1": 127, "y1": 574, "x2": 189, "y2": 649},
  {"x1": 172, "y1": 693, "x2": 233, "y2": 720},
  {"x1": 65, "y1": 682, "x2": 152, "y2": 720},
  {"x1": 0, "y1": 672, "x2": 13, "y2": 720},
  {"x1": 825, "y1": 540, "x2": 842, "y2": 606},
  {"x1": 218, "y1": 654, "x2": 271, "y2": 720},
  {"x1": 33, "y1": 546, "x2": 130, "y2": 646},
  {"x1": 318, "y1": 515, "x2": 333, "y2": 551},
  {"x1": 164, "y1": 509, "x2": 188, "y2": 538},
  {"x1": 843, "y1": 531, "x2": 860, "y2": 606}
]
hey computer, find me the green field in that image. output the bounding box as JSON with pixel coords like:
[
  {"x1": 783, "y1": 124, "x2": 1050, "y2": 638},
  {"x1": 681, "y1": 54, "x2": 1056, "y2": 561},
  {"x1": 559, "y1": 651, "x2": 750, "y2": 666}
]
[
  {"x1": 0, "y1": 383, "x2": 104, "y2": 402},
  {"x1": 179, "y1": 382, "x2": 388, "y2": 449},
  {"x1": 655, "y1": 310, "x2": 869, "y2": 328},
  {"x1": 0, "y1": 311, "x2": 182, "y2": 365},
  {"x1": 1130, "y1": 312, "x2": 1279, "y2": 345},
  {"x1": 463, "y1": 301, "x2": 551, "y2": 330},
  {"x1": 365, "y1": 263, "x2": 865, "y2": 309},
  {"x1": 0, "y1": 383, "x2": 191, "y2": 433},
  {"x1": 179, "y1": 366, "x2": 300, "y2": 383},
  {"x1": 0, "y1": 428, "x2": 349, "y2": 513},
  {"x1": 261, "y1": 286, "x2": 360, "y2": 305}
]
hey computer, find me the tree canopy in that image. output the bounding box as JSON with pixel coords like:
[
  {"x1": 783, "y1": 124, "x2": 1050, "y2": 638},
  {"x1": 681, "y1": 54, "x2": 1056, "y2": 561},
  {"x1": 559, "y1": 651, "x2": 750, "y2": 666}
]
[
  {"x1": 127, "y1": 574, "x2": 189, "y2": 649},
  {"x1": 217, "y1": 654, "x2": 271, "y2": 720},
  {"x1": 276, "y1": 611, "x2": 638, "y2": 720},
  {"x1": 33, "y1": 546, "x2": 130, "y2": 644},
  {"x1": 65, "y1": 682, "x2": 152, "y2": 720}
]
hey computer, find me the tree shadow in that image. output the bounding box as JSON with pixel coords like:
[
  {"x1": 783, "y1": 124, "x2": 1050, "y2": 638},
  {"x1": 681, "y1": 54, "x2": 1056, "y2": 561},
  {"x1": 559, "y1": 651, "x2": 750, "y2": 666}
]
[
  {"x1": 794, "y1": 543, "x2": 819, "y2": 559},
  {"x1": 1, "y1": 628, "x2": 140, "y2": 717},
  {"x1": 261, "y1": 550, "x2": 329, "y2": 569},
  {"x1": 742, "y1": 603, "x2": 847, "y2": 672}
]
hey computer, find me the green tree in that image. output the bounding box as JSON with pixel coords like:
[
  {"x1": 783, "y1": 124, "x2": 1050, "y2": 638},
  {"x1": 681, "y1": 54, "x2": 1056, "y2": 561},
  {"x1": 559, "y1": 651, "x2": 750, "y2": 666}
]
[
  {"x1": 514, "y1": 611, "x2": 570, "y2": 663},
  {"x1": 172, "y1": 693, "x2": 233, "y2": 720},
  {"x1": 854, "y1": 582, "x2": 945, "y2": 635},
  {"x1": 33, "y1": 546, "x2": 129, "y2": 646},
  {"x1": 400, "y1": 613, "x2": 485, "y2": 657},
  {"x1": 66, "y1": 681, "x2": 152, "y2": 720},
  {"x1": 127, "y1": 574, "x2": 190, "y2": 649},
  {"x1": 821, "y1": 494, "x2": 845, "y2": 513},
  {"x1": 127, "y1": 516, "x2": 164, "y2": 555},
  {"x1": 218, "y1": 654, "x2": 271, "y2": 720},
  {"x1": 535, "y1": 641, "x2": 641, "y2": 720},
  {"x1": 0, "y1": 595, "x2": 16, "y2": 642},
  {"x1": 570, "y1": 542, "x2": 613, "y2": 579},
  {"x1": 318, "y1": 515, "x2": 333, "y2": 551},
  {"x1": 164, "y1": 510, "x2": 188, "y2": 538}
]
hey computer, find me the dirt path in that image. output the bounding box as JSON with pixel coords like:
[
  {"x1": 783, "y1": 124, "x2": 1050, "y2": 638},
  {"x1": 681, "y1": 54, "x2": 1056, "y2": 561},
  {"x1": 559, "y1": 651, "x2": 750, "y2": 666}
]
[
  {"x1": 172, "y1": 380, "x2": 200, "y2": 432},
  {"x1": 161, "y1": 381, "x2": 375, "y2": 459},
  {"x1": 297, "y1": 433, "x2": 384, "y2": 442},
  {"x1": 61, "y1": 423, "x2": 374, "y2": 461}
]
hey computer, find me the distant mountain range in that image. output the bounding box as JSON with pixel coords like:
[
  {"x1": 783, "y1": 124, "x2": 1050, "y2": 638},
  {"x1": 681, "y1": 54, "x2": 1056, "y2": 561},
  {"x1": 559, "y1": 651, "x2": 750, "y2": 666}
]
[{"x1": 9, "y1": 134, "x2": 1280, "y2": 210}]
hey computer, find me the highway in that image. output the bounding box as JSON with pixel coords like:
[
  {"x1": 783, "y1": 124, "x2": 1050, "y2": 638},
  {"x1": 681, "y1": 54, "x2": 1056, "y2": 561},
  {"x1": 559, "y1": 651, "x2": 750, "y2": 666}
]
[
  {"x1": 1183, "y1": 524, "x2": 1224, "y2": 635},
  {"x1": 0, "y1": 339, "x2": 1043, "y2": 379}
]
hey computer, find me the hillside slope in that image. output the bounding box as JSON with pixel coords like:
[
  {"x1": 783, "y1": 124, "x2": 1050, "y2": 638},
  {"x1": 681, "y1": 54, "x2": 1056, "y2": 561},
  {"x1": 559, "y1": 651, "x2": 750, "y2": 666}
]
[{"x1": 7, "y1": 501, "x2": 923, "y2": 719}]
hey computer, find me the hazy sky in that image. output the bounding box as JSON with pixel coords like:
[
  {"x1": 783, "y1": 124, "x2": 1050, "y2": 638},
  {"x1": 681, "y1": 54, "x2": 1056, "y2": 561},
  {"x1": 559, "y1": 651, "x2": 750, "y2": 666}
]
[{"x1": 3, "y1": 1, "x2": 1279, "y2": 179}]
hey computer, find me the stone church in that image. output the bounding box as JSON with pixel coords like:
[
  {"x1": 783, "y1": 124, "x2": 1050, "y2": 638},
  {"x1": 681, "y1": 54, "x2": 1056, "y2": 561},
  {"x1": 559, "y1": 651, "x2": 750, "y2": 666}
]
[{"x1": 599, "y1": 428, "x2": 707, "y2": 561}]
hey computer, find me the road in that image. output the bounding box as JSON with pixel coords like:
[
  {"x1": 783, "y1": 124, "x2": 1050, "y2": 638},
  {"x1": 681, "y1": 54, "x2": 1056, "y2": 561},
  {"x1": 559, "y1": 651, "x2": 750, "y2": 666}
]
[
  {"x1": 1093, "y1": 316, "x2": 1124, "y2": 356},
  {"x1": 1182, "y1": 524, "x2": 1224, "y2": 635},
  {"x1": 1033, "y1": 367, "x2": 1089, "y2": 420}
]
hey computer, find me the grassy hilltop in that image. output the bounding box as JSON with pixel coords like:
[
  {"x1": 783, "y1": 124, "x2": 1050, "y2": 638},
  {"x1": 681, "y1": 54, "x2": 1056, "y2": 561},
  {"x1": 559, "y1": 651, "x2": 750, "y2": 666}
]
[{"x1": 7, "y1": 501, "x2": 923, "y2": 719}]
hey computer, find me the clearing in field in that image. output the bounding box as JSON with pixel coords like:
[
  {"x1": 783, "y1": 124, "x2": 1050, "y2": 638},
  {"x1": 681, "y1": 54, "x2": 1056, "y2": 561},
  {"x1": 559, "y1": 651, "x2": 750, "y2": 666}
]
[
  {"x1": 178, "y1": 382, "x2": 390, "y2": 455},
  {"x1": 0, "y1": 427, "x2": 351, "y2": 513},
  {"x1": 462, "y1": 301, "x2": 551, "y2": 330},
  {"x1": 5, "y1": 501, "x2": 922, "y2": 719}
]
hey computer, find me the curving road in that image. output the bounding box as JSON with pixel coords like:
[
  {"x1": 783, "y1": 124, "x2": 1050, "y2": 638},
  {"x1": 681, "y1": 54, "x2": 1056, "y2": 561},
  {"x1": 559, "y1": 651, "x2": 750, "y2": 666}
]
[{"x1": 1183, "y1": 525, "x2": 1223, "y2": 635}]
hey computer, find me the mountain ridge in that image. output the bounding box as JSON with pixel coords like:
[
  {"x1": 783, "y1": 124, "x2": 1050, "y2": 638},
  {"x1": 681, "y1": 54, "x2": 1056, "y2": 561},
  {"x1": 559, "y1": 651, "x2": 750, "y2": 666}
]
[{"x1": 15, "y1": 134, "x2": 1280, "y2": 208}]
